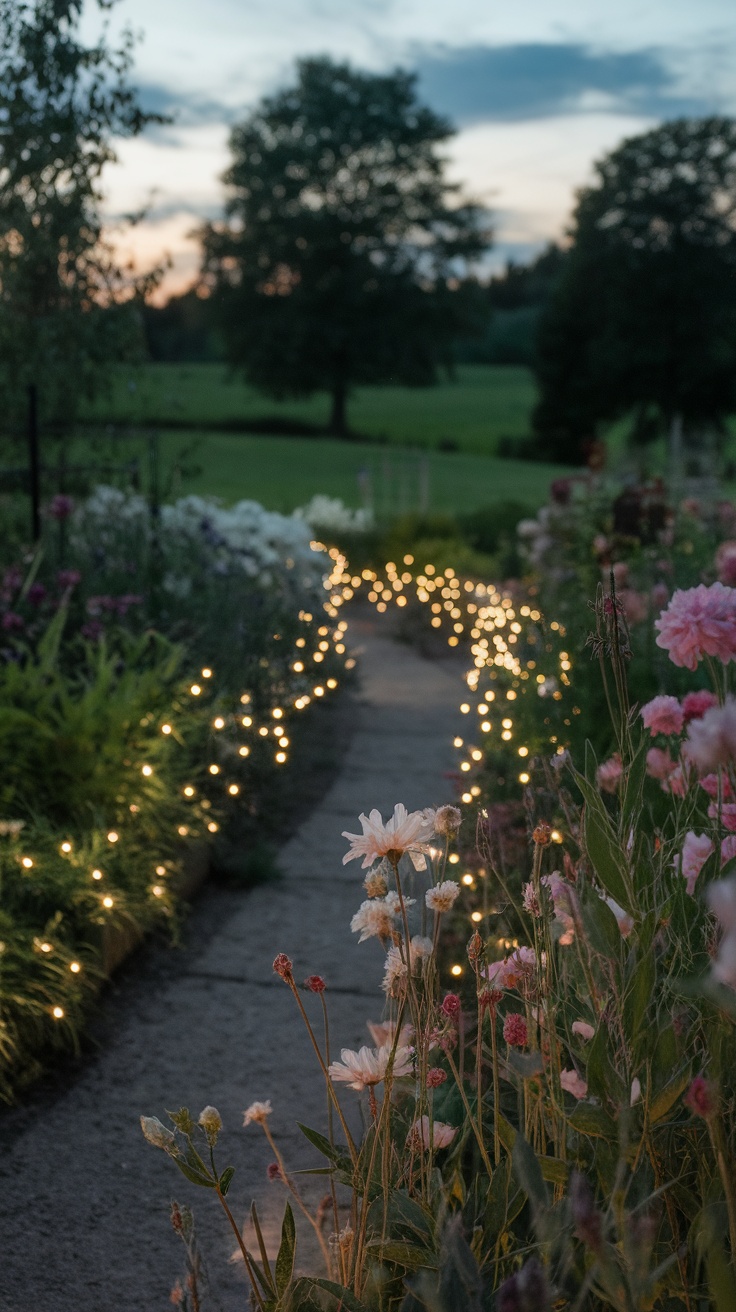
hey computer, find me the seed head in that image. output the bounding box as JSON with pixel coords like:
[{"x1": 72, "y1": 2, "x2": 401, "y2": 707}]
[
  {"x1": 435, "y1": 805, "x2": 462, "y2": 835},
  {"x1": 198, "y1": 1105, "x2": 222, "y2": 1143},
  {"x1": 273, "y1": 952, "x2": 293, "y2": 981},
  {"x1": 426, "y1": 1067, "x2": 447, "y2": 1088},
  {"x1": 440, "y1": 992, "x2": 461, "y2": 1021},
  {"x1": 533, "y1": 822, "x2": 552, "y2": 846},
  {"x1": 140, "y1": 1115, "x2": 178, "y2": 1155},
  {"x1": 467, "y1": 930, "x2": 483, "y2": 963},
  {"x1": 304, "y1": 974, "x2": 326, "y2": 993},
  {"x1": 503, "y1": 1013, "x2": 528, "y2": 1047},
  {"x1": 363, "y1": 870, "x2": 388, "y2": 898}
]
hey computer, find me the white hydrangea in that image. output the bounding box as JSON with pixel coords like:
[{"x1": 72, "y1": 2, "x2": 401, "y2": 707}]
[{"x1": 294, "y1": 495, "x2": 374, "y2": 534}]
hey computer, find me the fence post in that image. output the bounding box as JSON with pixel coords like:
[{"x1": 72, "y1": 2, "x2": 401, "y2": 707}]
[{"x1": 27, "y1": 383, "x2": 41, "y2": 542}]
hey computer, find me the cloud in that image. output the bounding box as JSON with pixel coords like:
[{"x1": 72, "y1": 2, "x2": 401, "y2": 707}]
[{"x1": 413, "y1": 42, "x2": 710, "y2": 125}]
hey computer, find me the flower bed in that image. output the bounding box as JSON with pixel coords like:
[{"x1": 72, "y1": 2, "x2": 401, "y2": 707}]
[{"x1": 140, "y1": 479, "x2": 736, "y2": 1309}]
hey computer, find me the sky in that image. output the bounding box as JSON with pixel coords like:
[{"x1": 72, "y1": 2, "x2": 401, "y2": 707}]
[{"x1": 92, "y1": 0, "x2": 736, "y2": 301}]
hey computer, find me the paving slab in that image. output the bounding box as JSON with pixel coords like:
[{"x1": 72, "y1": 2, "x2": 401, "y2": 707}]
[{"x1": 0, "y1": 617, "x2": 465, "y2": 1312}]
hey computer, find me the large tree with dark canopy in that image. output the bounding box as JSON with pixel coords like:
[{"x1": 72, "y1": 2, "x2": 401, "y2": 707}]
[
  {"x1": 201, "y1": 57, "x2": 490, "y2": 435},
  {"x1": 533, "y1": 117, "x2": 736, "y2": 463}
]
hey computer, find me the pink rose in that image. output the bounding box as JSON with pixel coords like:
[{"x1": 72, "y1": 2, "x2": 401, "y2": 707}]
[{"x1": 641, "y1": 696, "x2": 684, "y2": 736}]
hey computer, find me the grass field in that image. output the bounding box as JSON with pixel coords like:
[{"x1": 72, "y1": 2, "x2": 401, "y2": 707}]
[
  {"x1": 98, "y1": 428, "x2": 570, "y2": 516},
  {"x1": 83, "y1": 362, "x2": 538, "y2": 456}
]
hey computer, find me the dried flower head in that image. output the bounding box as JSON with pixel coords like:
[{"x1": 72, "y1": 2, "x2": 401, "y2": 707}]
[
  {"x1": 243, "y1": 1100, "x2": 273, "y2": 1126},
  {"x1": 350, "y1": 891, "x2": 411, "y2": 942},
  {"x1": 304, "y1": 974, "x2": 326, "y2": 993},
  {"x1": 272, "y1": 953, "x2": 293, "y2": 981},
  {"x1": 266, "y1": 1161, "x2": 282, "y2": 1181},
  {"x1": 503, "y1": 1013, "x2": 528, "y2": 1047},
  {"x1": 363, "y1": 869, "x2": 388, "y2": 898},
  {"x1": 426, "y1": 1067, "x2": 447, "y2": 1088},
  {"x1": 434, "y1": 805, "x2": 462, "y2": 835},
  {"x1": 197, "y1": 1106, "x2": 222, "y2": 1143},
  {"x1": 522, "y1": 882, "x2": 541, "y2": 917},
  {"x1": 425, "y1": 880, "x2": 460, "y2": 913},
  {"x1": 440, "y1": 992, "x2": 461, "y2": 1021},
  {"x1": 467, "y1": 930, "x2": 484, "y2": 963}
]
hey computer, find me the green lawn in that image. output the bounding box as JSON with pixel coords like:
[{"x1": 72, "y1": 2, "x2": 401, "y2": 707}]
[
  {"x1": 124, "y1": 429, "x2": 570, "y2": 515},
  {"x1": 83, "y1": 362, "x2": 537, "y2": 456}
]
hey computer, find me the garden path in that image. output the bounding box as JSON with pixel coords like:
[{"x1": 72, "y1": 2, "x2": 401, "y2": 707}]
[{"x1": 0, "y1": 615, "x2": 465, "y2": 1312}]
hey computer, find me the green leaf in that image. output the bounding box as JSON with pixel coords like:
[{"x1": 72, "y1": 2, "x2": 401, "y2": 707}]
[
  {"x1": 297, "y1": 1122, "x2": 345, "y2": 1166},
  {"x1": 649, "y1": 1068, "x2": 691, "y2": 1125},
  {"x1": 621, "y1": 736, "x2": 648, "y2": 834},
  {"x1": 577, "y1": 771, "x2": 634, "y2": 913},
  {"x1": 511, "y1": 1131, "x2": 548, "y2": 1213},
  {"x1": 623, "y1": 950, "x2": 655, "y2": 1041},
  {"x1": 568, "y1": 1103, "x2": 617, "y2": 1140},
  {"x1": 219, "y1": 1166, "x2": 235, "y2": 1196},
  {"x1": 296, "y1": 1277, "x2": 369, "y2": 1311},
  {"x1": 366, "y1": 1240, "x2": 437, "y2": 1271},
  {"x1": 586, "y1": 1021, "x2": 626, "y2": 1107},
  {"x1": 173, "y1": 1158, "x2": 216, "y2": 1188},
  {"x1": 275, "y1": 1201, "x2": 296, "y2": 1297},
  {"x1": 540, "y1": 1157, "x2": 569, "y2": 1186}
]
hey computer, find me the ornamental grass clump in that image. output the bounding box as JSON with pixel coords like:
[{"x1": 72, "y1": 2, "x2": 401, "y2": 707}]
[{"x1": 143, "y1": 581, "x2": 736, "y2": 1311}]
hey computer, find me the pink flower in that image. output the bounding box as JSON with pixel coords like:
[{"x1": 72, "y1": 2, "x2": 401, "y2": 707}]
[
  {"x1": 721, "y1": 836, "x2": 736, "y2": 865},
  {"x1": 572, "y1": 1020, "x2": 595, "y2": 1041},
  {"x1": 342, "y1": 804, "x2": 434, "y2": 871},
  {"x1": 439, "y1": 993, "x2": 461, "y2": 1020},
  {"x1": 328, "y1": 1044, "x2": 413, "y2": 1091},
  {"x1": 706, "y1": 875, "x2": 736, "y2": 988},
  {"x1": 700, "y1": 772, "x2": 734, "y2": 800},
  {"x1": 650, "y1": 582, "x2": 669, "y2": 611},
  {"x1": 684, "y1": 1075, "x2": 717, "y2": 1118},
  {"x1": 677, "y1": 832, "x2": 714, "y2": 895},
  {"x1": 646, "y1": 747, "x2": 677, "y2": 781},
  {"x1": 367, "y1": 1019, "x2": 413, "y2": 1048},
  {"x1": 655, "y1": 583, "x2": 736, "y2": 670},
  {"x1": 685, "y1": 699, "x2": 736, "y2": 772},
  {"x1": 640, "y1": 696, "x2": 684, "y2": 736},
  {"x1": 662, "y1": 764, "x2": 689, "y2": 797},
  {"x1": 408, "y1": 1116, "x2": 457, "y2": 1150},
  {"x1": 267, "y1": 1161, "x2": 283, "y2": 1181},
  {"x1": 597, "y1": 754, "x2": 623, "y2": 793},
  {"x1": 304, "y1": 974, "x2": 326, "y2": 993},
  {"x1": 618, "y1": 588, "x2": 647, "y2": 625},
  {"x1": 426, "y1": 1067, "x2": 447, "y2": 1088},
  {"x1": 543, "y1": 872, "x2": 576, "y2": 944},
  {"x1": 503, "y1": 1013, "x2": 528, "y2": 1047},
  {"x1": 604, "y1": 897, "x2": 634, "y2": 938},
  {"x1": 485, "y1": 946, "x2": 537, "y2": 990},
  {"x1": 682, "y1": 690, "x2": 719, "y2": 723},
  {"x1": 273, "y1": 953, "x2": 293, "y2": 980},
  {"x1": 708, "y1": 803, "x2": 736, "y2": 832},
  {"x1": 560, "y1": 1069, "x2": 588, "y2": 1099},
  {"x1": 716, "y1": 541, "x2": 736, "y2": 587}
]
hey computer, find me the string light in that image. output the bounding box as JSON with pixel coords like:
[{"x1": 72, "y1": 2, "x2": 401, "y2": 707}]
[
  {"x1": 141, "y1": 764, "x2": 153, "y2": 777},
  {"x1": 161, "y1": 723, "x2": 172, "y2": 734},
  {"x1": 102, "y1": 895, "x2": 114, "y2": 908},
  {"x1": 450, "y1": 964, "x2": 463, "y2": 977},
  {"x1": 190, "y1": 684, "x2": 201, "y2": 696},
  {"x1": 201, "y1": 668, "x2": 213, "y2": 679},
  {"x1": 21, "y1": 857, "x2": 33, "y2": 869},
  {"x1": 70, "y1": 961, "x2": 81, "y2": 974},
  {"x1": 60, "y1": 842, "x2": 72, "y2": 854},
  {"x1": 92, "y1": 869, "x2": 103, "y2": 880},
  {"x1": 228, "y1": 784, "x2": 239, "y2": 796},
  {"x1": 52, "y1": 1006, "x2": 65, "y2": 1020},
  {"x1": 213, "y1": 717, "x2": 225, "y2": 730},
  {"x1": 107, "y1": 831, "x2": 118, "y2": 843}
]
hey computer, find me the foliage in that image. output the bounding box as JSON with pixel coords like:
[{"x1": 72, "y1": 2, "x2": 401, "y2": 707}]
[
  {"x1": 533, "y1": 118, "x2": 736, "y2": 463},
  {"x1": 0, "y1": 0, "x2": 162, "y2": 425},
  {"x1": 201, "y1": 56, "x2": 491, "y2": 435}
]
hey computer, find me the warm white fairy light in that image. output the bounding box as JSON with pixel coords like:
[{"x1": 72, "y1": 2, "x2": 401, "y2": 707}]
[
  {"x1": 141, "y1": 764, "x2": 153, "y2": 777},
  {"x1": 239, "y1": 746, "x2": 250, "y2": 757},
  {"x1": 213, "y1": 717, "x2": 225, "y2": 730},
  {"x1": 183, "y1": 786, "x2": 195, "y2": 797},
  {"x1": 275, "y1": 751, "x2": 287, "y2": 763},
  {"x1": 92, "y1": 868, "x2": 103, "y2": 880},
  {"x1": 519, "y1": 772, "x2": 530, "y2": 784},
  {"x1": 471, "y1": 912, "x2": 483, "y2": 923},
  {"x1": 161, "y1": 723, "x2": 172, "y2": 735},
  {"x1": 107, "y1": 831, "x2": 118, "y2": 843},
  {"x1": 177, "y1": 825, "x2": 188, "y2": 837},
  {"x1": 450, "y1": 964, "x2": 463, "y2": 977},
  {"x1": 241, "y1": 715, "x2": 252, "y2": 726},
  {"x1": 52, "y1": 1006, "x2": 65, "y2": 1020},
  {"x1": 151, "y1": 884, "x2": 164, "y2": 897},
  {"x1": 462, "y1": 874, "x2": 474, "y2": 887},
  {"x1": 102, "y1": 895, "x2": 114, "y2": 908},
  {"x1": 40, "y1": 941, "x2": 52, "y2": 953},
  {"x1": 228, "y1": 784, "x2": 239, "y2": 796},
  {"x1": 201, "y1": 668, "x2": 213, "y2": 679},
  {"x1": 21, "y1": 856, "x2": 33, "y2": 869},
  {"x1": 208, "y1": 764, "x2": 220, "y2": 774},
  {"x1": 60, "y1": 841, "x2": 72, "y2": 854},
  {"x1": 461, "y1": 792, "x2": 472, "y2": 803},
  {"x1": 70, "y1": 961, "x2": 81, "y2": 974},
  {"x1": 190, "y1": 684, "x2": 201, "y2": 696},
  {"x1": 207, "y1": 821, "x2": 219, "y2": 833},
  {"x1": 314, "y1": 686, "x2": 324, "y2": 697}
]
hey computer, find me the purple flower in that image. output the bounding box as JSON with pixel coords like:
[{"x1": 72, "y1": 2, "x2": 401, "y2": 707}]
[
  {"x1": 27, "y1": 582, "x2": 47, "y2": 607},
  {"x1": 57, "y1": 569, "x2": 82, "y2": 590},
  {"x1": 47, "y1": 494, "x2": 75, "y2": 521},
  {"x1": 1, "y1": 611, "x2": 24, "y2": 633},
  {"x1": 81, "y1": 620, "x2": 104, "y2": 641}
]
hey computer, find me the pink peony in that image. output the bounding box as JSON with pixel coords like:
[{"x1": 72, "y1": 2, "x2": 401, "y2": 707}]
[
  {"x1": 597, "y1": 754, "x2": 623, "y2": 793},
  {"x1": 560, "y1": 1069, "x2": 588, "y2": 1100},
  {"x1": 682, "y1": 690, "x2": 719, "y2": 723},
  {"x1": 654, "y1": 583, "x2": 736, "y2": 670},
  {"x1": 716, "y1": 540, "x2": 736, "y2": 587},
  {"x1": 640, "y1": 696, "x2": 684, "y2": 736},
  {"x1": 646, "y1": 747, "x2": 677, "y2": 780},
  {"x1": 676, "y1": 832, "x2": 714, "y2": 895},
  {"x1": 685, "y1": 698, "x2": 736, "y2": 772}
]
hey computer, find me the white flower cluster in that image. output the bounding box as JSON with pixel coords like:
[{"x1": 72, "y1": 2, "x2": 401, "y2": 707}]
[
  {"x1": 74, "y1": 487, "x2": 328, "y2": 591},
  {"x1": 516, "y1": 505, "x2": 563, "y2": 568},
  {"x1": 294, "y1": 495, "x2": 374, "y2": 534}
]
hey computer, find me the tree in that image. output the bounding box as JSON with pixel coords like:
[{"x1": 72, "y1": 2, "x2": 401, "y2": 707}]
[
  {"x1": 201, "y1": 57, "x2": 490, "y2": 435},
  {"x1": 0, "y1": 0, "x2": 162, "y2": 426},
  {"x1": 533, "y1": 118, "x2": 736, "y2": 463}
]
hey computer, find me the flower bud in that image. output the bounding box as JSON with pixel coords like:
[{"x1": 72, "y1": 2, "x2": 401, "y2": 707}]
[
  {"x1": 273, "y1": 952, "x2": 293, "y2": 980},
  {"x1": 440, "y1": 992, "x2": 461, "y2": 1021},
  {"x1": 533, "y1": 822, "x2": 552, "y2": 846},
  {"x1": 684, "y1": 1074, "x2": 717, "y2": 1119},
  {"x1": 467, "y1": 930, "x2": 483, "y2": 963},
  {"x1": 140, "y1": 1115, "x2": 177, "y2": 1154},
  {"x1": 304, "y1": 974, "x2": 326, "y2": 993},
  {"x1": 198, "y1": 1105, "x2": 223, "y2": 1143}
]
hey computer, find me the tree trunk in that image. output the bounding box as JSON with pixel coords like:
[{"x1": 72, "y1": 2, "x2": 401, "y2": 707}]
[{"x1": 329, "y1": 377, "x2": 348, "y2": 436}]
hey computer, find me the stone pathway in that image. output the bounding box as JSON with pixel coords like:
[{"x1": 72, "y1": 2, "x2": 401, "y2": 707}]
[{"x1": 0, "y1": 617, "x2": 465, "y2": 1312}]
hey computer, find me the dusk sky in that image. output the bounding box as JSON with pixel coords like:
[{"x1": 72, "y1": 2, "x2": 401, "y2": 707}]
[{"x1": 93, "y1": 0, "x2": 736, "y2": 300}]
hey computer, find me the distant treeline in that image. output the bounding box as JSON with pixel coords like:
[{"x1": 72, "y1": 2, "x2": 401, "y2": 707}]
[{"x1": 142, "y1": 245, "x2": 566, "y2": 369}]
